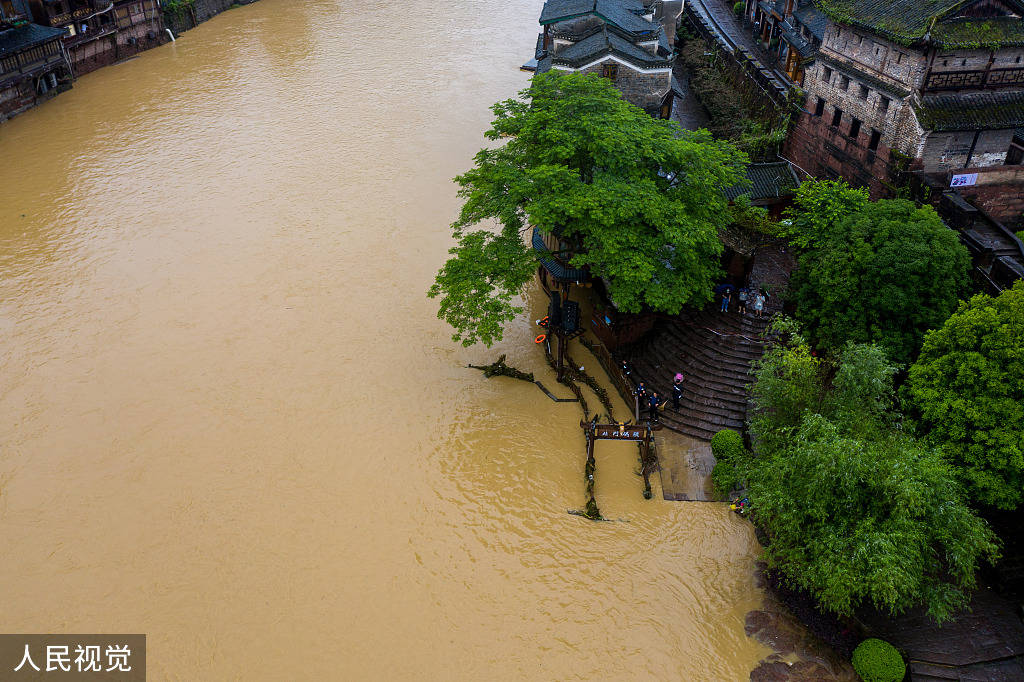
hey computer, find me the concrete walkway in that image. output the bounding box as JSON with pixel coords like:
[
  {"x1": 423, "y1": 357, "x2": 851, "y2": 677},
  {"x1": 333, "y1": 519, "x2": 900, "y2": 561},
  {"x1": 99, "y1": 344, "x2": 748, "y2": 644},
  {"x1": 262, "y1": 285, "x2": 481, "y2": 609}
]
[
  {"x1": 656, "y1": 431, "x2": 721, "y2": 501},
  {"x1": 690, "y1": 0, "x2": 772, "y2": 65}
]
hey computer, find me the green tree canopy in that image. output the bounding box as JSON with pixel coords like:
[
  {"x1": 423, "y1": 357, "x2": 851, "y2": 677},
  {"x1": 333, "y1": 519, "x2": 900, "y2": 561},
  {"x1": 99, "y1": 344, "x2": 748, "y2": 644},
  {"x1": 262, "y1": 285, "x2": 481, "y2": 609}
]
[
  {"x1": 906, "y1": 281, "x2": 1024, "y2": 509},
  {"x1": 745, "y1": 322, "x2": 998, "y2": 621},
  {"x1": 787, "y1": 186, "x2": 970, "y2": 364},
  {"x1": 749, "y1": 414, "x2": 997, "y2": 622},
  {"x1": 429, "y1": 72, "x2": 748, "y2": 346}
]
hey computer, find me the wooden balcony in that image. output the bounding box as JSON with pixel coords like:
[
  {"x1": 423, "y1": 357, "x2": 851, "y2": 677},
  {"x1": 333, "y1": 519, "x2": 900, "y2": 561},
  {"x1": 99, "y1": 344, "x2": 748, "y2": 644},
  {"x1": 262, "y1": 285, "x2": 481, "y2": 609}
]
[{"x1": 925, "y1": 66, "x2": 1024, "y2": 91}]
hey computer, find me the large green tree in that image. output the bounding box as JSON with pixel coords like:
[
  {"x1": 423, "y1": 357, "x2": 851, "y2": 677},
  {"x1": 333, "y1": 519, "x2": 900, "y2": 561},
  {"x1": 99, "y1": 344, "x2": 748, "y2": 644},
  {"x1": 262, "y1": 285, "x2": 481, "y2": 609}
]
[
  {"x1": 906, "y1": 281, "x2": 1024, "y2": 509},
  {"x1": 744, "y1": 322, "x2": 998, "y2": 621},
  {"x1": 787, "y1": 187, "x2": 970, "y2": 364},
  {"x1": 429, "y1": 72, "x2": 747, "y2": 346},
  {"x1": 749, "y1": 415, "x2": 998, "y2": 622}
]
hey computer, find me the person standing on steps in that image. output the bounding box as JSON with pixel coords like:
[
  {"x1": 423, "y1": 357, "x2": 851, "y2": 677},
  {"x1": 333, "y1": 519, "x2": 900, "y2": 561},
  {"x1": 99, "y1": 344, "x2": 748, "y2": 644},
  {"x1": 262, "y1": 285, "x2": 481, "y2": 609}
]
[
  {"x1": 753, "y1": 291, "x2": 765, "y2": 318},
  {"x1": 636, "y1": 381, "x2": 647, "y2": 404},
  {"x1": 648, "y1": 391, "x2": 661, "y2": 423},
  {"x1": 737, "y1": 286, "x2": 749, "y2": 315},
  {"x1": 671, "y1": 374, "x2": 683, "y2": 410},
  {"x1": 719, "y1": 288, "x2": 731, "y2": 313}
]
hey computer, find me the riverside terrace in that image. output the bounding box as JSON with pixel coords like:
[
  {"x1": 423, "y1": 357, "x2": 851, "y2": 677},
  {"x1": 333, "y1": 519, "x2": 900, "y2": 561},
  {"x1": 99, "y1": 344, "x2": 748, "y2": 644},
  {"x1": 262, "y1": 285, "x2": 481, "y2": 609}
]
[{"x1": 524, "y1": 0, "x2": 683, "y2": 117}]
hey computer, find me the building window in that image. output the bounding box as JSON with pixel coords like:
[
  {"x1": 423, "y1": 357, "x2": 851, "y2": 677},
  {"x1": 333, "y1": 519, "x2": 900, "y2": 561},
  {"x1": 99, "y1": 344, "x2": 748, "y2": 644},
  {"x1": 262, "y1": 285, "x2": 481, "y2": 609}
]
[
  {"x1": 858, "y1": 84, "x2": 869, "y2": 99},
  {"x1": 814, "y1": 97, "x2": 825, "y2": 116},
  {"x1": 822, "y1": 65, "x2": 833, "y2": 82},
  {"x1": 848, "y1": 118, "x2": 861, "y2": 139},
  {"x1": 878, "y1": 95, "x2": 890, "y2": 113},
  {"x1": 601, "y1": 63, "x2": 618, "y2": 81},
  {"x1": 839, "y1": 74, "x2": 850, "y2": 90},
  {"x1": 831, "y1": 108, "x2": 842, "y2": 127},
  {"x1": 868, "y1": 130, "x2": 881, "y2": 151}
]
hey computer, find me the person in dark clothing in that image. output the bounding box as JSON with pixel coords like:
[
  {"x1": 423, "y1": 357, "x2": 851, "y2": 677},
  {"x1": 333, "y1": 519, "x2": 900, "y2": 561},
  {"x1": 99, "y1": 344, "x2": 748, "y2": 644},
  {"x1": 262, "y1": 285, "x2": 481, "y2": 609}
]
[
  {"x1": 648, "y1": 392, "x2": 661, "y2": 422},
  {"x1": 621, "y1": 359, "x2": 631, "y2": 378},
  {"x1": 636, "y1": 381, "x2": 647, "y2": 403},
  {"x1": 671, "y1": 379, "x2": 683, "y2": 410}
]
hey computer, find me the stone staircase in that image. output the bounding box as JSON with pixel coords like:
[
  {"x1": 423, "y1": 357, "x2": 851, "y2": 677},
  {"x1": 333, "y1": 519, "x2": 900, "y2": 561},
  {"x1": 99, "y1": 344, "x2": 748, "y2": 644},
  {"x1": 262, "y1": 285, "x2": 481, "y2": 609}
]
[{"x1": 618, "y1": 308, "x2": 771, "y2": 441}]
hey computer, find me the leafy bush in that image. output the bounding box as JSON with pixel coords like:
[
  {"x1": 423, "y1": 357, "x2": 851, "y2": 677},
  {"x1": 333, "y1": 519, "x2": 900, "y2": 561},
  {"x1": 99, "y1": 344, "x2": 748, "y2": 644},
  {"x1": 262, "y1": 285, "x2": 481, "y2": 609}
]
[
  {"x1": 733, "y1": 1, "x2": 745, "y2": 15},
  {"x1": 851, "y1": 639, "x2": 905, "y2": 682},
  {"x1": 711, "y1": 429, "x2": 747, "y2": 494}
]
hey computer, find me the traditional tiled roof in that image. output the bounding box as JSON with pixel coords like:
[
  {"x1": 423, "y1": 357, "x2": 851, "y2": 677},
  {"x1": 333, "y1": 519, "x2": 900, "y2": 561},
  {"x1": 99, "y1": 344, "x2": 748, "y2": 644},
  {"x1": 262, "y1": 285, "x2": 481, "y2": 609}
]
[
  {"x1": 916, "y1": 91, "x2": 1024, "y2": 132},
  {"x1": 793, "y1": 4, "x2": 827, "y2": 40},
  {"x1": 818, "y1": 0, "x2": 1024, "y2": 48},
  {"x1": 0, "y1": 22, "x2": 64, "y2": 58},
  {"x1": 781, "y1": 20, "x2": 816, "y2": 57},
  {"x1": 724, "y1": 162, "x2": 800, "y2": 201},
  {"x1": 540, "y1": 0, "x2": 656, "y2": 35},
  {"x1": 532, "y1": 229, "x2": 588, "y2": 282},
  {"x1": 930, "y1": 16, "x2": 1024, "y2": 48},
  {"x1": 552, "y1": 27, "x2": 672, "y2": 69}
]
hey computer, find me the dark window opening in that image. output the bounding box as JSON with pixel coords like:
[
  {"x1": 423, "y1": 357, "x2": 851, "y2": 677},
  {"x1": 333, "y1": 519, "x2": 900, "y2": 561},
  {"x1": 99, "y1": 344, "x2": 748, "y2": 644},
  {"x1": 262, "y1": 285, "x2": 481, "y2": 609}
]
[
  {"x1": 822, "y1": 65, "x2": 833, "y2": 82},
  {"x1": 831, "y1": 108, "x2": 842, "y2": 127},
  {"x1": 848, "y1": 118, "x2": 861, "y2": 139},
  {"x1": 839, "y1": 74, "x2": 850, "y2": 89},
  {"x1": 896, "y1": 52, "x2": 903, "y2": 64},
  {"x1": 878, "y1": 95, "x2": 891, "y2": 113},
  {"x1": 868, "y1": 130, "x2": 881, "y2": 151},
  {"x1": 858, "y1": 84, "x2": 869, "y2": 99},
  {"x1": 814, "y1": 97, "x2": 825, "y2": 116}
]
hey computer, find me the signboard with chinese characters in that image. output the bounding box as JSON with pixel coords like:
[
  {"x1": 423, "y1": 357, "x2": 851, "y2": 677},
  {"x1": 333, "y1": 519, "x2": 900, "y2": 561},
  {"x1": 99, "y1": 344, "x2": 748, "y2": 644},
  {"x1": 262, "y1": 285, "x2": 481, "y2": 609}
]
[
  {"x1": 0, "y1": 634, "x2": 145, "y2": 680},
  {"x1": 951, "y1": 173, "x2": 978, "y2": 188},
  {"x1": 591, "y1": 424, "x2": 646, "y2": 441}
]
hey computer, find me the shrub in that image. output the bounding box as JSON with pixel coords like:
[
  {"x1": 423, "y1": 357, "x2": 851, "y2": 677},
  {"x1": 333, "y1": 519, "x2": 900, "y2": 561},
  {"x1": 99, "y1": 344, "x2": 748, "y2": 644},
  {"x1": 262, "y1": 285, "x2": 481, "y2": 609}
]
[
  {"x1": 733, "y1": 1, "x2": 744, "y2": 15},
  {"x1": 711, "y1": 429, "x2": 747, "y2": 494},
  {"x1": 851, "y1": 639, "x2": 904, "y2": 682}
]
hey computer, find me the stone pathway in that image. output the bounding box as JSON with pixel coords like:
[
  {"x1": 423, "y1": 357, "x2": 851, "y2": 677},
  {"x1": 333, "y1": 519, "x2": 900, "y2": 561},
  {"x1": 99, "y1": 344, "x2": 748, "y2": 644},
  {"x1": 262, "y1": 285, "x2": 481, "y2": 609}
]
[
  {"x1": 690, "y1": 0, "x2": 772, "y2": 64},
  {"x1": 655, "y1": 431, "x2": 719, "y2": 501},
  {"x1": 671, "y1": 69, "x2": 710, "y2": 132}
]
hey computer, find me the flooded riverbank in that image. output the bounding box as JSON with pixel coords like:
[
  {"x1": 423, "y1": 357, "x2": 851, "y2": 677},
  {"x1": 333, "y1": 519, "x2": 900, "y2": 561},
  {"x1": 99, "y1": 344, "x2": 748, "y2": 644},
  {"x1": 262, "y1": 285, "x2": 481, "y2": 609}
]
[{"x1": 0, "y1": 0, "x2": 769, "y2": 678}]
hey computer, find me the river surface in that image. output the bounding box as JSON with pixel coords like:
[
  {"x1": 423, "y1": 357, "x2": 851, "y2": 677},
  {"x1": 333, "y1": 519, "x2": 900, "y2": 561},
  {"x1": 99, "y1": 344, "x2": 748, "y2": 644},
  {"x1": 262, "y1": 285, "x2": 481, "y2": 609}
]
[{"x1": 0, "y1": 1, "x2": 768, "y2": 678}]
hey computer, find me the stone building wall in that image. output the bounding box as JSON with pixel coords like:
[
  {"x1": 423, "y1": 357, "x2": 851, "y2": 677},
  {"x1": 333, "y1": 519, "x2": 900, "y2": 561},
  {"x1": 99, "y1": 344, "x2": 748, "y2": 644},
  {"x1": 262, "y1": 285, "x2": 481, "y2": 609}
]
[
  {"x1": 921, "y1": 129, "x2": 1015, "y2": 170},
  {"x1": 574, "y1": 59, "x2": 670, "y2": 111},
  {"x1": 164, "y1": 0, "x2": 240, "y2": 36}
]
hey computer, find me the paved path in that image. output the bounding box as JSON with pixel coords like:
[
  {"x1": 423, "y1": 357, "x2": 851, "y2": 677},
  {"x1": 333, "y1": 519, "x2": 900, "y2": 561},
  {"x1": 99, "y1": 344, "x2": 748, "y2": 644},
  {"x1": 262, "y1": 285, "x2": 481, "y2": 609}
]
[
  {"x1": 670, "y1": 68, "x2": 710, "y2": 131},
  {"x1": 690, "y1": 0, "x2": 772, "y2": 65},
  {"x1": 656, "y1": 431, "x2": 720, "y2": 501}
]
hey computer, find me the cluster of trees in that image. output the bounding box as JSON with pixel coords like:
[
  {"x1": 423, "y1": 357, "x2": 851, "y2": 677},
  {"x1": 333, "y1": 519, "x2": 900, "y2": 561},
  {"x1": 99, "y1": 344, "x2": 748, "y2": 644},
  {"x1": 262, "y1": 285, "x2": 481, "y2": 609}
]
[
  {"x1": 724, "y1": 179, "x2": 1024, "y2": 622},
  {"x1": 733, "y1": 322, "x2": 999, "y2": 621},
  {"x1": 429, "y1": 72, "x2": 748, "y2": 347}
]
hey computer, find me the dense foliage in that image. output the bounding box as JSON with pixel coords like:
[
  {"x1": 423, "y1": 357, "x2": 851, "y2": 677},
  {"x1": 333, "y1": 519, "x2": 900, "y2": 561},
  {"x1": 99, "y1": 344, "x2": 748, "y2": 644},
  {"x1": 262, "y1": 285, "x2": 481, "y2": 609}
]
[
  {"x1": 851, "y1": 639, "x2": 905, "y2": 682},
  {"x1": 905, "y1": 281, "x2": 1024, "y2": 509},
  {"x1": 744, "y1": 322, "x2": 998, "y2": 622},
  {"x1": 429, "y1": 72, "x2": 747, "y2": 346},
  {"x1": 787, "y1": 185, "x2": 970, "y2": 364},
  {"x1": 710, "y1": 428, "x2": 747, "y2": 494}
]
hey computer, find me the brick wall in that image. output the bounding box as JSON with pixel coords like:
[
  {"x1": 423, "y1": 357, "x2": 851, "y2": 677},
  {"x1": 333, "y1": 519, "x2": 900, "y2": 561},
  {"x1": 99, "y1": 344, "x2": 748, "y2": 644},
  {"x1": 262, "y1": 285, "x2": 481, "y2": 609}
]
[{"x1": 957, "y1": 166, "x2": 1024, "y2": 227}]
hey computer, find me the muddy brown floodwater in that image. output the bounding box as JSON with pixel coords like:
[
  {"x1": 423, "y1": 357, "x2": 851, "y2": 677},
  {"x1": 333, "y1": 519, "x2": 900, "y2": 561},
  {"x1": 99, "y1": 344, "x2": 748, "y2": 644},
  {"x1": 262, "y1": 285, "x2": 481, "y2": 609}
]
[{"x1": 0, "y1": 0, "x2": 770, "y2": 678}]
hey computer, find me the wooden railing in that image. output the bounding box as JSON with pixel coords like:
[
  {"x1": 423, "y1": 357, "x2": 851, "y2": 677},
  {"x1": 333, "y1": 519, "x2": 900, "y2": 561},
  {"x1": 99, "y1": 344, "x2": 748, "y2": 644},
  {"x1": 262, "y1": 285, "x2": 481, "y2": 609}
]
[
  {"x1": 925, "y1": 66, "x2": 1024, "y2": 91},
  {"x1": 580, "y1": 336, "x2": 640, "y2": 422}
]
